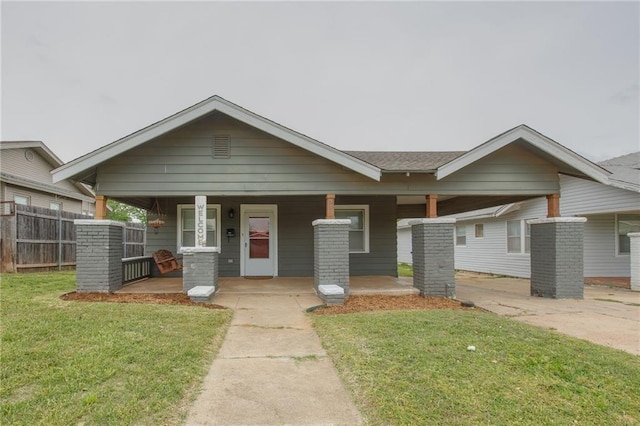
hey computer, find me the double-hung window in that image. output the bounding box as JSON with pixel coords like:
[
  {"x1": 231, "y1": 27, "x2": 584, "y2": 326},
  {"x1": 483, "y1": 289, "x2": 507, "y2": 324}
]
[
  {"x1": 507, "y1": 219, "x2": 532, "y2": 254},
  {"x1": 456, "y1": 225, "x2": 466, "y2": 246},
  {"x1": 335, "y1": 205, "x2": 369, "y2": 253},
  {"x1": 617, "y1": 214, "x2": 640, "y2": 255},
  {"x1": 177, "y1": 204, "x2": 221, "y2": 250}
]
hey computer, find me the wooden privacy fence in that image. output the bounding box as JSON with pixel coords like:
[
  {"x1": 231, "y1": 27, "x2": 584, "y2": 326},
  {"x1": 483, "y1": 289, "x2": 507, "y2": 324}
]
[{"x1": 0, "y1": 204, "x2": 146, "y2": 273}]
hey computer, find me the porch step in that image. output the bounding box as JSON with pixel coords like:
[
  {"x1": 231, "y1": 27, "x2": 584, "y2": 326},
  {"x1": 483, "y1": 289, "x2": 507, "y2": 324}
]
[
  {"x1": 317, "y1": 284, "x2": 345, "y2": 306},
  {"x1": 187, "y1": 285, "x2": 216, "y2": 303}
]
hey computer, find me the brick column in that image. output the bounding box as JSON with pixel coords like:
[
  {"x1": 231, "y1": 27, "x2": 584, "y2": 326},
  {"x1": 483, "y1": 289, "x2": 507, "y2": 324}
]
[
  {"x1": 313, "y1": 219, "x2": 350, "y2": 295},
  {"x1": 529, "y1": 217, "x2": 587, "y2": 299},
  {"x1": 410, "y1": 218, "x2": 456, "y2": 297},
  {"x1": 629, "y1": 232, "x2": 640, "y2": 292},
  {"x1": 180, "y1": 247, "x2": 219, "y2": 293},
  {"x1": 75, "y1": 219, "x2": 124, "y2": 293}
]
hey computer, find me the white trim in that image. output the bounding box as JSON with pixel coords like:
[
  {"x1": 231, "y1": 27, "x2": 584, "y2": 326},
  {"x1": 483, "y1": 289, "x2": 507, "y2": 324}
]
[
  {"x1": 436, "y1": 125, "x2": 610, "y2": 185},
  {"x1": 455, "y1": 224, "x2": 467, "y2": 247},
  {"x1": 409, "y1": 218, "x2": 457, "y2": 225},
  {"x1": 527, "y1": 217, "x2": 588, "y2": 224},
  {"x1": 13, "y1": 193, "x2": 30, "y2": 206},
  {"x1": 240, "y1": 204, "x2": 278, "y2": 277},
  {"x1": 52, "y1": 96, "x2": 381, "y2": 183},
  {"x1": 179, "y1": 247, "x2": 220, "y2": 254},
  {"x1": 312, "y1": 219, "x2": 352, "y2": 226},
  {"x1": 335, "y1": 204, "x2": 370, "y2": 253},
  {"x1": 74, "y1": 219, "x2": 125, "y2": 227},
  {"x1": 176, "y1": 204, "x2": 221, "y2": 252}
]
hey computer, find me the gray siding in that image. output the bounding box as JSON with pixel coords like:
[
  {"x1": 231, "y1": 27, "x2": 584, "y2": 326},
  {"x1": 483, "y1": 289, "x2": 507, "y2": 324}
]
[
  {"x1": 452, "y1": 175, "x2": 639, "y2": 278},
  {"x1": 145, "y1": 195, "x2": 397, "y2": 277},
  {"x1": 96, "y1": 112, "x2": 560, "y2": 197}
]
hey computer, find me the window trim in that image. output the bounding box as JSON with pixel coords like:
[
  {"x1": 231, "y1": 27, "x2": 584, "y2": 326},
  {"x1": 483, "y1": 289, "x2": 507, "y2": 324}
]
[
  {"x1": 507, "y1": 219, "x2": 533, "y2": 254},
  {"x1": 456, "y1": 224, "x2": 467, "y2": 246},
  {"x1": 176, "y1": 204, "x2": 221, "y2": 251},
  {"x1": 13, "y1": 194, "x2": 30, "y2": 206},
  {"x1": 616, "y1": 213, "x2": 640, "y2": 256},
  {"x1": 335, "y1": 204, "x2": 370, "y2": 253},
  {"x1": 49, "y1": 202, "x2": 62, "y2": 211},
  {"x1": 474, "y1": 223, "x2": 484, "y2": 238}
]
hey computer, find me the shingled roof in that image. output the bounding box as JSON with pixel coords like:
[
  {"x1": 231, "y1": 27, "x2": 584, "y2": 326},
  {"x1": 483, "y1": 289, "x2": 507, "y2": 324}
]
[
  {"x1": 344, "y1": 151, "x2": 466, "y2": 172},
  {"x1": 598, "y1": 152, "x2": 639, "y2": 191}
]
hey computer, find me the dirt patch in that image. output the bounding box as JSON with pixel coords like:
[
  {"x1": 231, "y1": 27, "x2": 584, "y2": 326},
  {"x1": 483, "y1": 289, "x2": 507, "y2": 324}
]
[
  {"x1": 61, "y1": 292, "x2": 227, "y2": 310},
  {"x1": 311, "y1": 294, "x2": 472, "y2": 315}
]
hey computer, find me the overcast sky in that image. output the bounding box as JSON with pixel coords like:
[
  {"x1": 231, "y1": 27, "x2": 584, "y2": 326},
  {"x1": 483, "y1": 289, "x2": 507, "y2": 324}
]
[{"x1": 2, "y1": 1, "x2": 638, "y2": 164}]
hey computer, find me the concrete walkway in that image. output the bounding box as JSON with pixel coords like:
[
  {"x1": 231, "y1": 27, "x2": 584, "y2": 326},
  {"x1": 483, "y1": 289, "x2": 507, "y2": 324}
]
[
  {"x1": 454, "y1": 273, "x2": 640, "y2": 355},
  {"x1": 184, "y1": 290, "x2": 363, "y2": 425}
]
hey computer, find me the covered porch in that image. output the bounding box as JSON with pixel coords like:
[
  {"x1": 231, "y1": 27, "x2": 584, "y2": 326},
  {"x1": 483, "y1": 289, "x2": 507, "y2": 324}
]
[{"x1": 116, "y1": 275, "x2": 418, "y2": 296}]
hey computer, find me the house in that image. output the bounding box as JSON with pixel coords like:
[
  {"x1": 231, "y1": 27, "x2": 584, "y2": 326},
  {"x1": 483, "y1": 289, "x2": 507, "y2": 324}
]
[
  {"x1": 398, "y1": 152, "x2": 639, "y2": 281},
  {"x1": 51, "y1": 95, "x2": 613, "y2": 297},
  {"x1": 0, "y1": 141, "x2": 95, "y2": 215},
  {"x1": 448, "y1": 153, "x2": 639, "y2": 282}
]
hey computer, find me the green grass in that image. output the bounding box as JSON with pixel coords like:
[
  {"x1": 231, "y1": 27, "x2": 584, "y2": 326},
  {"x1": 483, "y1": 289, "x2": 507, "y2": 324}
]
[
  {"x1": 1, "y1": 272, "x2": 232, "y2": 426},
  {"x1": 397, "y1": 263, "x2": 413, "y2": 277},
  {"x1": 313, "y1": 310, "x2": 640, "y2": 425}
]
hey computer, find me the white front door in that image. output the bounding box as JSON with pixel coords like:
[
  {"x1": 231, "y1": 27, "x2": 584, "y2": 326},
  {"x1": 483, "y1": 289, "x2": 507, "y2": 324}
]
[{"x1": 241, "y1": 205, "x2": 277, "y2": 277}]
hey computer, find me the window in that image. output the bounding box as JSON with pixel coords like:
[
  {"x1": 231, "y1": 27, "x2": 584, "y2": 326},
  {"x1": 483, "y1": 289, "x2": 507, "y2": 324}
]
[
  {"x1": 617, "y1": 214, "x2": 640, "y2": 255},
  {"x1": 475, "y1": 223, "x2": 484, "y2": 238},
  {"x1": 335, "y1": 205, "x2": 369, "y2": 253},
  {"x1": 507, "y1": 220, "x2": 532, "y2": 254},
  {"x1": 177, "y1": 204, "x2": 221, "y2": 250},
  {"x1": 456, "y1": 225, "x2": 466, "y2": 246},
  {"x1": 14, "y1": 195, "x2": 29, "y2": 205},
  {"x1": 49, "y1": 202, "x2": 61, "y2": 211},
  {"x1": 507, "y1": 220, "x2": 522, "y2": 253}
]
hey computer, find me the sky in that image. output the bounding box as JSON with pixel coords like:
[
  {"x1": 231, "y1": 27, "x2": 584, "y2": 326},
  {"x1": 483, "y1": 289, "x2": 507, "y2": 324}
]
[{"x1": 1, "y1": 1, "x2": 638, "y2": 164}]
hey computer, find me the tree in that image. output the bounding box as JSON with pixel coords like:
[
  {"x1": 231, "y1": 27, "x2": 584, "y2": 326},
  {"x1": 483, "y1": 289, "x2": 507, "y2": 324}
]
[{"x1": 106, "y1": 200, "x2": 147, "y2": 223}]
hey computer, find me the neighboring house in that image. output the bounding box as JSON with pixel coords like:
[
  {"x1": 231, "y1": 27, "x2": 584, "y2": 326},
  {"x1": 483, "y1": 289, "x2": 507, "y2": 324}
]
[
  {"x1": 52, "y1": 95, "x2": 611, "y2": 279},
  {"x1": 0, "y1": 141, "x2": 95, "y2": 215},
  {"x1": 398, "y1": 152, "x2": 640, "y2": 279}
]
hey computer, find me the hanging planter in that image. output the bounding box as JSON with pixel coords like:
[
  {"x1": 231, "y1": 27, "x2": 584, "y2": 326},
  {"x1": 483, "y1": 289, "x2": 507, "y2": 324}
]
[{"x1": 147, "y1": 198, "x2": 166, "y2": 234}]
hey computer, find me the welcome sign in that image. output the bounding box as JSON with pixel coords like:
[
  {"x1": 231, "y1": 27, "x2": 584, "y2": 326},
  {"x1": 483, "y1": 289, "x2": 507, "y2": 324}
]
[{"x1": 195, "y1": 196, "x2": 207, "y2": 247}]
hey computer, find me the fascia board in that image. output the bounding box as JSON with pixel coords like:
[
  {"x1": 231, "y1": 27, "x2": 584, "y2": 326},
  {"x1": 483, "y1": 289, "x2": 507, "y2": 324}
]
[
  {"x1": 53, "y1": 96, "x2": 381, "y2": 183},
  {"x1": 436, "y1": 126, "x2": 611, "y2": 185},
  {"x1": 1, "y1": 173, "x2": 95, "y2": 203}
]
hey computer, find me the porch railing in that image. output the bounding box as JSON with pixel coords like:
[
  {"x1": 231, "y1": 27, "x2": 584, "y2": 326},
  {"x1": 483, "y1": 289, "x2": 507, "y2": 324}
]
[{"x1": 122, "y1": 256, "x2": 153, "y2": 285}]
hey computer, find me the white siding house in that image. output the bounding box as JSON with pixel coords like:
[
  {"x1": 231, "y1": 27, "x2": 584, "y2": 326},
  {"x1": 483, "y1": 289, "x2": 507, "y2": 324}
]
[{"x1": 398, "y1": 153, "x2": 640, "y2": 279}]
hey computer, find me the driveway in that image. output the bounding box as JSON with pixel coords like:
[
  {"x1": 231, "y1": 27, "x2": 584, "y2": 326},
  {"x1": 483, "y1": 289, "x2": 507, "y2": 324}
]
[{"x1": 454, "y1": 272, "x2": 640, "y2": 355}]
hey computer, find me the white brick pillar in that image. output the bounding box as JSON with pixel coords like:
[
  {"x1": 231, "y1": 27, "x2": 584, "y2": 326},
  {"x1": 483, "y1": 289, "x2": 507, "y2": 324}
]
[{"x1": 629, "y1": 232, "x2": 640, "y2": 292}]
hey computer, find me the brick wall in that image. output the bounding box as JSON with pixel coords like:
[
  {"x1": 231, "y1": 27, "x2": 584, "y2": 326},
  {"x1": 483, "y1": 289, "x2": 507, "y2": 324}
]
[
  {"x1": 181, "y1": 248, "x2": 219, "y2": 292},
  {"x1": 313, "y1": 219, "x2": 350, "y2": 294},
  {"x1": 75, "y1": 220, "x2": 124, "y2": 293},
  {"x1": 411, "y1": 219, "x2": 456, "y2": 297},
  {"x1": 530, "y1": 218, "x2": 586, "y2": 298}
]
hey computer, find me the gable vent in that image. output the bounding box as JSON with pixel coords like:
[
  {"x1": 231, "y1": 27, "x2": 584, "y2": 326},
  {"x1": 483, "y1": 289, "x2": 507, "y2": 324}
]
[{"x1": 212, "y1": 135, "x2": 230, "y2": 158}]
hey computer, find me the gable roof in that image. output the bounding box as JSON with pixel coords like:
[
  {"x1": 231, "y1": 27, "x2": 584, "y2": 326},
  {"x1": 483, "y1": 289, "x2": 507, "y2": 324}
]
[
  {"x1": 597, "y1": 152, "x2": 640, "y2": 192},
  {"x1": 52, "y1": 95, "x2": 381, "y2": 183},
  {"x1": 0, "y1": 140, "x2": 95, "y2": 199},
  {"x1": 345, "y1": 151, "x2": 465, "y2": 172},
  {"x1": 435, "y1": 125, "x2": 610, "y2": 184}
]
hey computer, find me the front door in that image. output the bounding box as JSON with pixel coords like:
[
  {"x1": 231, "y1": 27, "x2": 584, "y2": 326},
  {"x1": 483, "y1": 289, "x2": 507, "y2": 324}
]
[{"x1": 241, "y1": 205, "x2": 277, "y2": 276}]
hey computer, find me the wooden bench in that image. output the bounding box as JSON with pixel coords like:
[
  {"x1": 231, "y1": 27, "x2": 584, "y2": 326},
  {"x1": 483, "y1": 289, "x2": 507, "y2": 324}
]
[{"x1": 152, "y1": 249, "x2": 182, "y2": 274}]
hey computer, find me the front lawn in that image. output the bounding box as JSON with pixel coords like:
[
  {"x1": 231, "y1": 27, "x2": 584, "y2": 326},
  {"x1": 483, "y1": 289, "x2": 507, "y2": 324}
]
[
  {"x1": 1, "y1": 272, "x2": 232, "y2": 425},
  {"x1": 313, "y1": 309, "x2": 640, "y2": 425}
]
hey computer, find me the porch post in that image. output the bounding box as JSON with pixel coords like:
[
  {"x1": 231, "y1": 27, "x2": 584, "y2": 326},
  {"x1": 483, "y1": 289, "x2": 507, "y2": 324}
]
[
  {"x1": 629, "y1": 233, "x2": 640, "y2": 292},
  {"x1": 426, "y1": 194, "x2": 437, "y2": 218},
  {"x1": 74, "y1": 219, "x2": 124, "y2": 293},
  {"x1": 94, "y1": 195, "x2": 108, "y2": 219},
  {"x1": 325, "y1": 194, "x2": 335, "y2": 219},
  {"x1": 180, "y1": 247, "x2": 219, "y2": 293},
  {"x1": 529, "y1": 217, "x2": 586, "y2": 298},
  {"x1": 313, "y1": 219, "x2": 350, "y2": 295},
  {"x1": 410, "y1": 218, "x2": 456, "y2": 297},
  {"x1": 546, "y1": 193, "x2": 560, "y2": 218}
]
